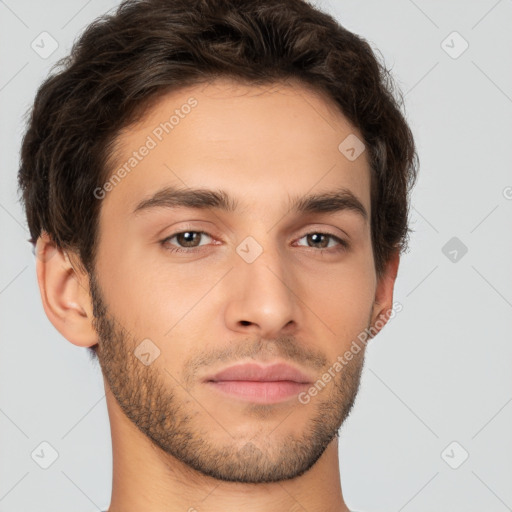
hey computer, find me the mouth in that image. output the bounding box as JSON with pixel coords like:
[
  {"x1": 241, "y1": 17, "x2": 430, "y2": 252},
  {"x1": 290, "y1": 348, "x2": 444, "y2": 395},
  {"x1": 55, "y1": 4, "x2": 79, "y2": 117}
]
[
  {"x1": 203, "y1": 362, "x2": 313, "y2": 404},
  {"x1": 205, "y1": 380, "x2": 310, "y2": 403}
]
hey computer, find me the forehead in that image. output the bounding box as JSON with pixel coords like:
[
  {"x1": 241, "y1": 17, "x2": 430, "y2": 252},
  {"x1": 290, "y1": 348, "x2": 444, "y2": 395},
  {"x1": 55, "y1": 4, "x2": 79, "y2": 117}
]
[{"x1": 101, "y1": 77, "x2": 371, "y2": 222}]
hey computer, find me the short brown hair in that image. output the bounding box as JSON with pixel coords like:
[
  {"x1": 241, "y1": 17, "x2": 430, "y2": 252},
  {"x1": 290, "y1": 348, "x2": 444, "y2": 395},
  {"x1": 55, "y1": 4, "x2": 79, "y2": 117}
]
[{"x1": 18, "y1": 0, "x2": 419, "y2": 358}]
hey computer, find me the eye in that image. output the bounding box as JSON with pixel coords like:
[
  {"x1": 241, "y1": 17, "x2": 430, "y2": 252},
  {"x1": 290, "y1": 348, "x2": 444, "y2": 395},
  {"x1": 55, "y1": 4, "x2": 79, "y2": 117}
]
[
  {"x1": 161, "y1": 230, "x2": 214, "y2": 253},
  {"x1": 295, "y1": 231, "x2": 349, "y2": 252},
  {"x1": 160, "y1": 229, "x2": 349, "y2": 255}
]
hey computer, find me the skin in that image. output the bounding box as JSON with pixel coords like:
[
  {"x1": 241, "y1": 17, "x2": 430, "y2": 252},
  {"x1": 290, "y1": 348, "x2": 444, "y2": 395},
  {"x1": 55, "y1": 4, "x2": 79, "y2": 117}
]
[{"x1": 36, "y1": 77, "x2": 399, "y2": 512}]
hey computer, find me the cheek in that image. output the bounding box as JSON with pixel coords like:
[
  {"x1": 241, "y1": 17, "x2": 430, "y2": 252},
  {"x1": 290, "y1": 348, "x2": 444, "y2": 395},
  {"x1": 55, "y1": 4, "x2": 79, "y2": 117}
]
[
  {"x1": 99, "y1": 248, "x2": 217, "y2": 348},
  {"x1": 295, "y1": 257, "x2": 376, "y2": 342}
]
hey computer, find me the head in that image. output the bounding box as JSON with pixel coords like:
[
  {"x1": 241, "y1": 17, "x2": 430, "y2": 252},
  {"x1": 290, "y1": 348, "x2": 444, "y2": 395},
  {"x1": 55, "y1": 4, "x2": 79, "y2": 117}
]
[{"x1": 19, "y1": 0, "x2": 418, "y2": 484}]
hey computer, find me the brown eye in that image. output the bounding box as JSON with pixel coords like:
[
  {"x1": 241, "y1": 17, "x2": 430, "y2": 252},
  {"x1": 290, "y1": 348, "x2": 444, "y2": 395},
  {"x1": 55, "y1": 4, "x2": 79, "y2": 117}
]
[
  {"x1": 295, "y1": 232, "x2": 349, "y2": 252},
  {"x1": 174, "y1": 231, "x2": 202, "y2": 247},
  {"x1": 161, "y1": 230, "x2": 213, "y2": 253}
]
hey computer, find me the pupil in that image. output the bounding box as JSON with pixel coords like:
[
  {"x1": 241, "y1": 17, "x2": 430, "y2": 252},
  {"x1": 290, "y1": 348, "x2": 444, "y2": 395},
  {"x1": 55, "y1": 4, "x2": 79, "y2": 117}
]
[
  {"x1": 180, "y1": 232, "x2": 197, "y2": 246},
  {"x1": 310, "y1": 233, "x2": 327, "y2": 248}
]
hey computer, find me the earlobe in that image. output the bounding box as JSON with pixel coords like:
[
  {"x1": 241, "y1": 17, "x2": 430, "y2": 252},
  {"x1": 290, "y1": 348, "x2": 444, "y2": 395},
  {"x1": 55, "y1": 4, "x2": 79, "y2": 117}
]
[
  {"x1": 35, "y1": 232, "x2": 98, "y2": 348},
  {"x1": 370, "y1": 250, "x2": 400, "y2": 337}
]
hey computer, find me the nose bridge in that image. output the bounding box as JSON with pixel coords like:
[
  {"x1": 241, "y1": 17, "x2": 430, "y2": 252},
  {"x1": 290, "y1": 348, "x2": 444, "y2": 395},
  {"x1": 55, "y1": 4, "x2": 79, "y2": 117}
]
[
  {"x1": 224, "y1": 229, "x2": 299, "y2": 334},
  {"x1": 238, "y1": 231, "x2": 294, "y2": 301}
]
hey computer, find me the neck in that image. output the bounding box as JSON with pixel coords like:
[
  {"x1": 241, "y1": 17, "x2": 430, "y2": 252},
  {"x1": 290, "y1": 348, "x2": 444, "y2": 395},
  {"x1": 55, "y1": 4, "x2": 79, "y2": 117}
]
[{"x1": 104, "y1": 385, "x2": 351, "y2": 512}]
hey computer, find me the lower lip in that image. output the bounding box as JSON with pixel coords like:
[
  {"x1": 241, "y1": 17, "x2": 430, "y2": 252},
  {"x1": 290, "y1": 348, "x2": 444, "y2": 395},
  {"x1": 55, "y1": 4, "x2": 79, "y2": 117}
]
[{"x1": 206, "y1": 380, "x2": 310, "y2": 404}]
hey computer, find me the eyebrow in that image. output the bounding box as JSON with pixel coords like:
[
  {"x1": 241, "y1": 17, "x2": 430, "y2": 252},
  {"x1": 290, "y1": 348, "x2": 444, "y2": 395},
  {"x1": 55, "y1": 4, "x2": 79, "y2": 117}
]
[{"x1": 132, "y1": 185, "x2": 368, "y2": 222}]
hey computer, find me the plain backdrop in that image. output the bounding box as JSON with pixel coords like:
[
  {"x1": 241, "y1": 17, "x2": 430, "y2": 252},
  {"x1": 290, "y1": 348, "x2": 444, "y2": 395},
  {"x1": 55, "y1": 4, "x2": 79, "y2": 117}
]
[{"x1": 1, "y1": 1, "x2": 511, "y2": 511}]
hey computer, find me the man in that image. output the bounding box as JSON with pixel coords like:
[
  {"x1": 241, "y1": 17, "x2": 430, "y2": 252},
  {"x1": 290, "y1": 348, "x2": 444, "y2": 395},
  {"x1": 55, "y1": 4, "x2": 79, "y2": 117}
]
[{"x1": 18, "y1": 0, "x2": 418, "y2": 510}]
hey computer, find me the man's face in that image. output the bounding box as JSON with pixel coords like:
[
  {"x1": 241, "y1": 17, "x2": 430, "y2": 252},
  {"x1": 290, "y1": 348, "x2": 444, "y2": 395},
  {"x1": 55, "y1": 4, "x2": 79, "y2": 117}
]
[{"x1": 90, "y1": 78, "x2": 378, "y2": 483}]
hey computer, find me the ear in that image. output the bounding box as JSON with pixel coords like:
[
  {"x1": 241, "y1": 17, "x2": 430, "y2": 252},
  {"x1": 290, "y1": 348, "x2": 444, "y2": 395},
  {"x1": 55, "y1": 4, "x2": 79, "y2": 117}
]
[
  {"x1": 369, "y1": 249, "x2": 400, "y2": 337},
  {"x1": 35, "y1": 231, "x2": 98, "y2": 348}
]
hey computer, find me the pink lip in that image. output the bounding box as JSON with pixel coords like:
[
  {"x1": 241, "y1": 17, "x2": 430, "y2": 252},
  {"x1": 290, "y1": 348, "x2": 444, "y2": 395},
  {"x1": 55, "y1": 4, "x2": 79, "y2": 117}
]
[
  {"x1": 204, "y1": 362, "x2": 313, "y2": 384},
  {"x1": 203, "y1": 362, "x2": 313, "y2": 404}
]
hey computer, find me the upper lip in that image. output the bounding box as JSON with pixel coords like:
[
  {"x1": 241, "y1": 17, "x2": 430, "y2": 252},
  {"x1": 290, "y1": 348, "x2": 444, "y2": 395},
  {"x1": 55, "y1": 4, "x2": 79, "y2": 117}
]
[{"x1": 204, "y1": 362, "x2": 313, "y2": 384}]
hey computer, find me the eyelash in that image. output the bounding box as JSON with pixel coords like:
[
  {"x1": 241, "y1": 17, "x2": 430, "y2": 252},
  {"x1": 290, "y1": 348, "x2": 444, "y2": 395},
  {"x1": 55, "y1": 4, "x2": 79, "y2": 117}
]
[{"x1": 160, "y1": 228, "x2": 349, "y2": 254}]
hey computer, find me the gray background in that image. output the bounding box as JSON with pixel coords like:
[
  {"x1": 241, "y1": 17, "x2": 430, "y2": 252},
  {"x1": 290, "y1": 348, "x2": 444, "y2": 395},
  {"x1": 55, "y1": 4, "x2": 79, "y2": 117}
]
[{"x1": 1, "y1": 1, "x2": 511, "y2": 511}]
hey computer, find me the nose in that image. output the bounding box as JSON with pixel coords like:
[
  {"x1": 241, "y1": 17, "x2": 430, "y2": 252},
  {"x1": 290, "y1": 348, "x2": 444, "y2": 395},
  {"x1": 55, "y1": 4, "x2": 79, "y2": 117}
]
[{"x1": 223, "y1": 242, "x2": 299, "y2": 339}]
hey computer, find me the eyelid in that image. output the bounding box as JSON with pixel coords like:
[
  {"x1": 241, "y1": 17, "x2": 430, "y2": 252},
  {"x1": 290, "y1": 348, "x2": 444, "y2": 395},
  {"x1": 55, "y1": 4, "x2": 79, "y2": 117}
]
[{"x1": 296, "y1": 223, "x2": 349, "y2": 240}]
